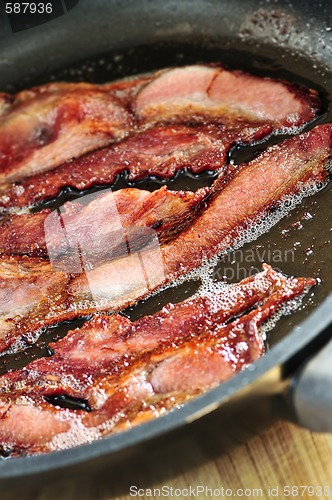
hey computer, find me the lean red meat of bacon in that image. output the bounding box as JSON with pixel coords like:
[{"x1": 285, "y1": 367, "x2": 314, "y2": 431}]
[
  {"x1": 134, "y1": 65, "x2": 320, "y2": 127},
  {"x1": 0, "y1": 266, "x2": 316, "y2": 456}
]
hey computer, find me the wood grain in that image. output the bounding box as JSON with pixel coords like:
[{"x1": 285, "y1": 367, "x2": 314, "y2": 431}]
[{"x1": 2, "y1": 420, "x2": 332, "y2": 499}]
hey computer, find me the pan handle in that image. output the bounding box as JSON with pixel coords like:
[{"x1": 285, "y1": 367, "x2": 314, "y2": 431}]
[{"x1": 291, "y1": 338, "x2": 332, "y2": 432}]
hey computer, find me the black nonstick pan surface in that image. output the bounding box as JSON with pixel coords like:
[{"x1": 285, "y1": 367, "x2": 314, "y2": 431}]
[{"x1": 0, "y1": 0, "x2": 331, "y2": 488}]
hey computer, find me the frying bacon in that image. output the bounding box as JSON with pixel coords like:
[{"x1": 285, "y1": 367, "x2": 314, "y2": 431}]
[
  {"x1": 0, "y1": 123, "x2": 270, "y2": 209},
  {"x1": 70, "y1": 124, "x2": 331, "y2": 308},
  {"x1": 0, "y1": 265, "x2": 283, "y2": 394},
  {"x1": 0, "y1": 63, "x2": 320, "y2": 197},
  {"x1": 134, "y1": 65, "x2": 320, "y2": 127},
  {"x1": 0, "y1": 83, "x2": 132, "y2": 183},
  {"x1": 0, "y1": 266, "x2": 316, "y2": 455},
  {"x1": 0, "y1": 124, "x2": 329, "y2": 354},
  {"x1": 0, "y1": 185, "x2": 210, "y2": 257},
  {"x1": 0, "y1": 65, "x2": 327, "y2": 459}
]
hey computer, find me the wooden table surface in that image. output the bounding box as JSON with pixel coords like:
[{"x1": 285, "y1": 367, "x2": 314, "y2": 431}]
[{"x1": 3, "y1": 420, "x2": 332, "y2": 500}]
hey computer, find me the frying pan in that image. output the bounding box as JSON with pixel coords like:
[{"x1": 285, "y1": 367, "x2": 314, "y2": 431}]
[{"x1": 0, "y1": 0, "x2": 331, "y2": 490}]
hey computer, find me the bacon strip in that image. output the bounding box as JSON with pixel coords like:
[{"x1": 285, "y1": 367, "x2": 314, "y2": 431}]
[
  {"x1": 0, "y1": 124, "x2": 329, "y2": 354},
  {"x1": 0, "y1": 185, "x2": 210, "y2": 258},
  {"x1": 0, "y1": 123, "x2": 270, "y2": 209},
  {"x1": 0, "y1": 63, "x2": 320, "y2": 200},
  {"x1": 70, "y1": 124, "x2": 331, "y2": 309},
  {"x1": 0, "y1": 83, "x2": 132, "y2": 184},
  {"x1": 0, "y1": 266, "x2": 316, "y2": 456},
  {"x1": 134, "y1": 65, "x2": 321, "y2": 127}
]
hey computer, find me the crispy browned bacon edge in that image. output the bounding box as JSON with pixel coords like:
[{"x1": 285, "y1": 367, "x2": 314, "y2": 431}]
[
  {"x1": 0, "y1": 63, "x2": 320, "y2": 193},
  {"x1": 0, "y1": 185, "x2": 210, "y2": 257},
  {"x1": 0, "y1": 83, "x2": 132, "y2": 184},
  {"x1": 0, "y1": 124, "x2": 329, "y2": 355},
  {"x1": 0, "y1": 265, "x2": 316, "y2": 456},
  {"x1": 0, "y1": 123, "x2": 270, "y2": 210}
]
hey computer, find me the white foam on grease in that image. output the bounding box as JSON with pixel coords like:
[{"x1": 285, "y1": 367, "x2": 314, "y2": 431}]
[
  {"x1": 0, "y1": 328, "x2": 46, "y2": 357},
  {"x1": 49, "y1": 413, "x2": 102, "y2": 452},
  {"x1": 275, "y1": 122, "x2": 306, "y2": 136},
  {"x1": 259, "y1": 290, "x2": 309, "y2": 342},
  {"x1": 233, "y1": 179, "x2": 329, "y2": 254},
  {"x1": 49, "y1": 404, "x2": 128, "y2": 452},
  {"x1": 0, "y1": 204, "x2": 33, "y2": 215},
  {"x1": 138, "y1": 175, "x2": 328, "y2": 311}
]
